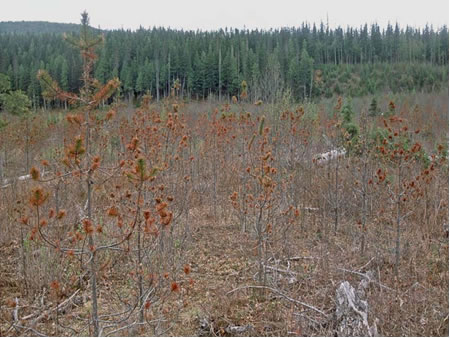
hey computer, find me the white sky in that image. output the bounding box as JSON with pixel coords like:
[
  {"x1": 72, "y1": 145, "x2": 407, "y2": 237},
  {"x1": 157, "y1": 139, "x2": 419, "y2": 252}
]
[{"x1": 1, "y1": 0, "x2": 448, "y2": 31}]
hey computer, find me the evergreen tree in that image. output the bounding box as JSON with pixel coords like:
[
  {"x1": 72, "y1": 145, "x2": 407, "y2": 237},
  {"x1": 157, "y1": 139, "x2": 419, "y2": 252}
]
[
  {"x1": 135, "y1": 65, "x2": 145, "y2": 95},
  {"x1": 0, "y1": 73, "x2": 11, "y2": 93},
  {"x1": 340, "y1": 99, "x2": 359, "y2": 144},
  {"x1": 369, "y1": 97, "x2": 379, "y2": 117},
  {"x1": 1, "y1": 90, "x2": 31, "y2": 115},
  {"x1": 298, "y1": 41, "x2": 314, "y2": 100},
  {"x1": 37, "y1": 12, "x2": 120, "y2": 337},
  {"x1": 60, "y1": 59, "x2": 69, "y2": 91},
  {"x1": 95, "y1": 49, "x2": 109, "y2": 84},
  {"x1": 0, "y1": 73, "x2": 31, "y2": 115},
  {"x1": 288, "y1": 57, "x2": 300, "y2": 99}
]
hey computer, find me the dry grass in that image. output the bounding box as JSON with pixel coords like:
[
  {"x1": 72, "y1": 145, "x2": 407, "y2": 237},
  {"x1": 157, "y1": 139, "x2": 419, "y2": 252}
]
[{"x1": 0, "y1": 95, "x2": 448, "y2": 336}]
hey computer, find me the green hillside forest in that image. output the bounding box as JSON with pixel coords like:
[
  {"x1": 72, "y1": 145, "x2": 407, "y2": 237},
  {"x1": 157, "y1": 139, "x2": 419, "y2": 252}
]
[{"x1": 0, "y1": 21, "x2": 448, "y2": 108}]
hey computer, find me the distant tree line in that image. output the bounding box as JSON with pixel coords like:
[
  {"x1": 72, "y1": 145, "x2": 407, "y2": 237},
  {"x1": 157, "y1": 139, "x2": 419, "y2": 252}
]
[
  {"x1": 0, "y1": 21, "x2": 98, "y2": 34},
  {"x1": 0, "y1": 21, "x2": 448, "y2": 107}
]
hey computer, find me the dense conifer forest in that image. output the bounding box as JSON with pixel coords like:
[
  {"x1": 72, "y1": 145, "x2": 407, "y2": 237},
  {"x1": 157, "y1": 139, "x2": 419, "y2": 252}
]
[
  {"x1": 0, "y1": 21, "x2": 448, "y2": 107},
  {"x1": 0, "y1": 14, "x2": 448, "y2": 337}
]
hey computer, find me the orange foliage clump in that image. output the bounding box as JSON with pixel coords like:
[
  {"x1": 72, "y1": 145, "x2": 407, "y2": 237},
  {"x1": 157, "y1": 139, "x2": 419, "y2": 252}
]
[
  {"x1": 30, "y1": 186, "x2": 48, "y2": 207},
  {"x1": 30, "y1": 167, "x2": 40, "y2": 180}
]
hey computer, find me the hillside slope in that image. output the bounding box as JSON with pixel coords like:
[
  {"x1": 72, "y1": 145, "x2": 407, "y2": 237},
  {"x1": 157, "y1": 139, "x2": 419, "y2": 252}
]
[{"x1": 0, "y1": 21, "x2": 101, "y2": 34}]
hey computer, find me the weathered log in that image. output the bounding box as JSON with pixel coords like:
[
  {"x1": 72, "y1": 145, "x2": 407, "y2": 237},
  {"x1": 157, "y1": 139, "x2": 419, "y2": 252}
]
[{"x1": 334, "y1": 271, "x2": 378, "y2": 336}]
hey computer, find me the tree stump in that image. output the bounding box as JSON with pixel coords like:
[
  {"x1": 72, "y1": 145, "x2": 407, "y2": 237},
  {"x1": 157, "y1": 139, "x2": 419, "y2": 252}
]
[{"x1": 334, "y1": 272, "x2": 378, "y2": 336}]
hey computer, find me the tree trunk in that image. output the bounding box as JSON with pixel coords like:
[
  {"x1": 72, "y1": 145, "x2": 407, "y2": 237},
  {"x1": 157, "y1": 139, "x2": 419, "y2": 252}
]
[
  {"x1": 334, "y1": 156, "x2": 339, "y2": 235},
  {"x1": 156, "y1": 59, "x2": 160, "y2": 102},
  {"x1": 25, "y1": 118, "x2": 30, "y2": 174},
  {"x1": 20, "y1": 225, "x2": 29, "y2": 297},
  {"x1": 218, "y1": 45, "x2": 222, "y2": 102},
  {"x1": 137, "y1": 185, "x2": 144, "y2": 324},
  {"x1": 394, "y1": 165, "x2": 402, "y2": 276},
  {"x1": 84, "y1": 98, "x2": 99, "y2": 335},
  {"x1": 0, "y1": 153, "x2": 3, "y2": 183},
  {"x1": 87, "y1": 173, "x2": 99, "y2": 336},
  {"x1": 167, "y1": 53, "x2": 171, "y2": 95},
  {"x1": 361, "y1": 160, "x2": 368, "y2": 254}
]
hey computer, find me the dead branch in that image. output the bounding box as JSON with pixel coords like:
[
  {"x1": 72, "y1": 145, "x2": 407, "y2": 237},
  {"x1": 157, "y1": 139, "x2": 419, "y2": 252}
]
[
  {"x1": 336, "y1": 267, "x2": 396, "y2": 293},
  {"x1": 21, "y1": 289, "x2": 80, "y2": 325},
  {"x1": 226, "y1": 285, "x2": 328, "y2": 317}
]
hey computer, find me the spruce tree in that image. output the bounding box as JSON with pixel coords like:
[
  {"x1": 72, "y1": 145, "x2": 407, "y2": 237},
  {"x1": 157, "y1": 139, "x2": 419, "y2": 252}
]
[
  {"x1": 340, "y1": 99, "x2": 359, "y2": 146},
  {"x1": 298, "y1": 41, "x2": 314, "y2": 100},
  {"x1": 369, "y1": 97, "x2": 379, "y2": 117}
]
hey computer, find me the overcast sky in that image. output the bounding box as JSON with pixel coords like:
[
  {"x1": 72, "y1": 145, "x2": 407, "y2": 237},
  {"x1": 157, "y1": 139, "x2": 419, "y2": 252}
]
[{"x1": 1, "y1": 0, "x2": 448, "y2": 31}]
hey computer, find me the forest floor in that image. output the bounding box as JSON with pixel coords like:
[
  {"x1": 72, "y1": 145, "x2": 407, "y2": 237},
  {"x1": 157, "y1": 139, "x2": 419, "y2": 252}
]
[
  {"x1": 170, "y1": 207, "x2": 325, "y2": 337},
  {"x1": 167, "y1": 206, "x2": 375, "y2": 336},
  {"x1": 0, "y1": 201, "x2": 448, "y2": 336},
  {"x1": 0, "y1": 205, "x2": 339, "y2": 336},
  {"x1": 0, "y1": 204, "x2": 448, "y2": 337}
]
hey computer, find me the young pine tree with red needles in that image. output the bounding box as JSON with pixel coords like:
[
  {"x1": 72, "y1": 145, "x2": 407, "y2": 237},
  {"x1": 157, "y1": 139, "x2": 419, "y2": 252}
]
[{"x1": 35, "y1": 11, "x2": 120, "y2": 336}]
